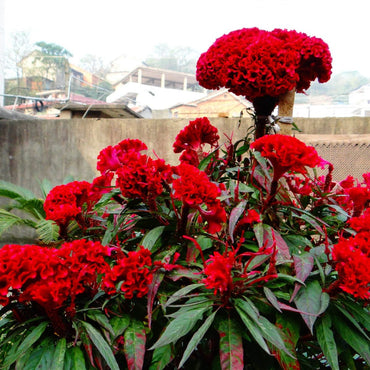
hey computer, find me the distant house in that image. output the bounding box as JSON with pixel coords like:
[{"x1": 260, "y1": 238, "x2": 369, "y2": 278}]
[
  {"x1": 105, "y1": 55, "x2": 144, "y2": 85},
  {"x1": 170, "y1": 90, "x2": 252, "y2": 118},
  {"x1": 17, "y1": 50, "x2": 70, "y2": 92},
  {"x1": 13, "y1": 50, "x2": 111, "y2": 102},
  {"x1": 348, "y1": 83, "x2": 370, "y2": 116},
  {"x1": 106, "y1": 65, "x2": 206, "y2": 117},
  {"x1": 5, "y1": 50, "x2": 118, "y2": 118}
]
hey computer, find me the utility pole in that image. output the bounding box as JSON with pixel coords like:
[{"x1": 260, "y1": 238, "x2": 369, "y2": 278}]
[{"x1": 0, "y1": 0, "x2": 4, "y2": 106}]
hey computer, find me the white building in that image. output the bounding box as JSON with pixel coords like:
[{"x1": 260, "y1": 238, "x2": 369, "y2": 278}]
[{"x1": 106, "y1": 66, "x2": 206, "y2": 117}]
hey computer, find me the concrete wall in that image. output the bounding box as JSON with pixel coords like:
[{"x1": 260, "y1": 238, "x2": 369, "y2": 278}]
[{"x1": 1, "y1": 116, "x2": 370, "y2": 197}]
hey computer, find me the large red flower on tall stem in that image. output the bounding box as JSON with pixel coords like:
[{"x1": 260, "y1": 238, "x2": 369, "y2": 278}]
[
  {"x1": 196, "y1": 27, "x2": 332, "y2": 103},
  {"x1": 196, "y1": 28, "x2": 332, "y2": 138}
]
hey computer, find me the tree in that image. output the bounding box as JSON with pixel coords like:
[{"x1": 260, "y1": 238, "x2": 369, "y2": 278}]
[
  {"x1": 33, "y1": 42, "x2": 72, "y2": 83},
  {"x1": 4, "y1": 31, "x2": 33, "y2": 78},
  {"x1": 4, "y1": 31, "x2": 33, "y2": 98},
  {"x1": 144, "y1": 43, "x2": 199, "y2": 73},
  {"x1": 78, "y1": 54, "x2": 110, "y2": 78}
]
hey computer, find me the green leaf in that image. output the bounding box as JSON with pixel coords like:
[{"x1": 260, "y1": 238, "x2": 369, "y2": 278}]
[
  {"x1": 39, "y1": 178, "x2": 53, "y2": 199},
  {"x1": 36, "y1": 219, "x2": 60, "y2": 243},
  {"x1": 0, "y1": 179, "x2": 35, "y2": 200},
  {"x1": 198, "y1": 149, "x2": 218, "y2": 171},
  {"x1": 149, "y1": 344, "x2": 174, "y2": 370},
  {"x1": 196, "y1": 235, "x2": 213, "y2": 251},
  {"x1": 51, "y1": 338, "x2": 67, "y2": 370},
  {"x1": 165, "y1": 283, "x2": 204, "y2": 308},
  {"x1": 0, "y1": 209, "x2": 36, "y2": 236},
  {"x1": 292, "y1": 211, "x2": 326, "y2": 236},
  {"x1": 87, "y1": 311, "x2": 115, "y2": 336},
  {"x1": 93, "y1": 188, "x2": 120, "y2": 209},
  {"x1": 166, "y1": 297, "x2": 212, "y2": 318},
  {"x1": 150, "y1": 303, "x2": 211, "y2": 350},
  {"x1": 110, "y1": 314, "x2": 131, "y2": 338},
  {"x1": 333, "y1": 314, "x2": 370, "y2": 365},
  {"x1": 64, "y1": 346, "x2": 87, "y2": 370},
  {"x1": 140, "y1": 225, "x2": 165, "y2": 252},
  {"x1": 217, "y1": 316, "x2": 244, "y2": 370},
  {"x1": 316, "y1": 315, "x2": 339, "y2": 370},
  {"x1": 234, "y1": 298, "x2": 291, "y2": 356},
  {"x1": 80, "y1": 320, "x2": 119, "y2": 370},
  {"x1": 20, "y1": 338, "x2": 55, "y2": 370},
  {"x1": 234, "y1": 301, "x2": 270, "y2": 354},
  {"x1": 283, "y1": 234, "x2": 313, "y2": 251},
  {"x1": 294, "y1": 280, "x2": 329, "y2": 333},
  {"x1": 15, "y1": 198, "x2": 46, "y2": 219},
  {"x1": 334, "y1": 303, "x2": 370, "y2": 340},
  {"x1": 263, "y1": 287, "x2": 282, "y2": 313},
  {"x1": 179, "y1": 310, "x2": 218, "y2": 368},
  {"x1": 2, "y1": 321, "x2": 49, "y2": 368},
  {"x1": 340, "y1": 300, "x2": 370, "y2": 332},
  {"x1": 123, "y1": 320, "x2": 146, "y2": 370}
]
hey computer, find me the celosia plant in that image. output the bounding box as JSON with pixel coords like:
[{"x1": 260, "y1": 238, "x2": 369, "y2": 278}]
[
  {"x1": 1, "y1": 117, "x2": 369, "y2": 369},
  {"x1": 0, "y1": 29, "x2": 369, "y2": 370}
]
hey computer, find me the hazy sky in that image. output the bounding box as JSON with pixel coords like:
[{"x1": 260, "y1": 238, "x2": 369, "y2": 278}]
[{"x1": 4, "y1": 0, "x2": 370, "y2": 76}]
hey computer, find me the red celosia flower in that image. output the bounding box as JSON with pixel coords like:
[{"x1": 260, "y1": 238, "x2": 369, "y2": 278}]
[
  {"x1": 332, "y1": 231, "x2": 370, "y2": 300},
  {"x1": 0, "y1": 240, "x2": 111, "y2": 313},
  {"x1": 102, "y1": 246, "x2": 153, "y2": 299},
  {"x1": 173, "y1": 163, "x2": 226, "y2": 233},
  {"x1": 337, "y1": 173, "x2": 370, "y2": 216},
  {"x1": 285, "y1": 174, "x2": 313, "y2": 196},
  {"x1": 250, "y1": 135, "x2": 323, "y2": 181},
  {"x1": 346, "y1": 185, "x2": 370, "y2": 216},
  {"x1": 238, "y1": 209, "x2": 262, "y2": 228},
  {"x1": 196, "y1": 27, "x2": 332, "y2": 102},
  {"x1": 202, "y1": 242, "x2": 278, "y2": 303},
  {"x1": 339, "y1": 175, "x2": 355, "y2": 189},
  {"x1": 362, "y1": 172, "x2": 370, "y2": 187},
  {"x1": 115, "y1": 151, "x2": 172, "y2": 205},
  {"x1": 89, "y1": 173, "x2": 114, "y2": 202},
  {"x1": 202, "y1": 251, "x2": 235, "y2": 296},
  {"x1": 349, "y1": 208, "x2": 370, "y2": 232},
  {"x1": 97, "y1": 139, "x2": 148, "y2": 174},
  {"x1": 173, "y1": 117, "x2": 220, "y2": 166},
  {"x1": 44, "y1": 181, "x2": 92, "y2": 228}
]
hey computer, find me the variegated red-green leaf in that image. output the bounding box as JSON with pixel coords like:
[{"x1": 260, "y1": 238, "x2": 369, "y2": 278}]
[
  {"x1": 217, "y1": 316, "x2": 244, "y2": 370},
  {"x1": 253, "y1": 223, "x2": 290, "y2": 261},
  {"x1": 168, "y1": 267, "x2": 202, "y2": 281},
  {"x1": 272, "y1": 314, "x2": 300, "y2": 370},
  {"x1": 110, "y1": 314, "x2": 131, "y2": 338},
  {"x1": 123, "y1": 319, "x2": 146, "y2": 370},
  {"x1": 147, "y1": 271, "x2": 164, "y2": 328},
  {"x1": 290, "y1": 253, "x2": 314, "y2": 301},
  {"x1": 228, "y1": 200, "x2": 247, "y2": 242},
  {"x1": 294, "y1": 280, "x2": 330, "y2": 334}
]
